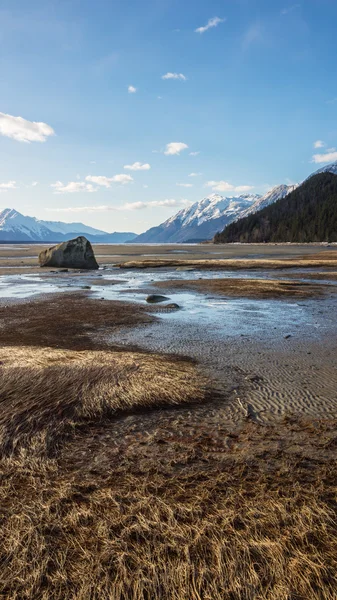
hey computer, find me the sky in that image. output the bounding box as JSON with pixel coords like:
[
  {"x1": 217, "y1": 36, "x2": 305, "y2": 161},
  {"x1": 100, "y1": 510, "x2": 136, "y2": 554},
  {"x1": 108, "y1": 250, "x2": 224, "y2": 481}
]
[{"x1": 0, "y1": 0, "x2": 337, "y2": 234}]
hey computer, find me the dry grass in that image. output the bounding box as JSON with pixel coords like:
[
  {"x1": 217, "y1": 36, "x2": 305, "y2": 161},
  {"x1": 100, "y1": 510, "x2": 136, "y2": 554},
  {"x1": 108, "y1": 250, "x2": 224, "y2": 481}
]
[
  {"x1": 155, "y1": 277, "x2": 330, "y2": 299},
  {"x1": 118, "y1": 257, "x2": 337, "y2": 270},
  {"x1": 0, "y1": 345, "x2": 336, "y2": 599}
]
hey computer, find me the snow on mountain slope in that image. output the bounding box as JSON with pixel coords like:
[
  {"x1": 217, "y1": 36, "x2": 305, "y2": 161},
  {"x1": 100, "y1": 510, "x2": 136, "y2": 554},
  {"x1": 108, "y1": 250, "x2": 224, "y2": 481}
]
[
  {"x1": 309, "y1": 161, "x2": 337, "y2": 178},
  {"x1": 239, "y1": 184, "x2": 298, "y2": 220},
  {"x1": 166, "y1": 193, "x2": 260, "y2": 228},
  {"x1": 0, "y1": 208, "x2": 136, "y2": 242},
  {"x1": 133, "y1": 193, "x2": 261, "y2": 243}
]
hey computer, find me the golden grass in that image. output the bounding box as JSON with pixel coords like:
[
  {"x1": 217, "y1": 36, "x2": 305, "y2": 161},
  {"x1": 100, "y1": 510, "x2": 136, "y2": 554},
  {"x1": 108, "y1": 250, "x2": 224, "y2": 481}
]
[
  {"x1": 155, "y1": 277, "x2": 330, "y2": 298},
  {"x1": 0, "y1": 346, "x2": 206, "y2": 457},
  {"x1": 0, "y1": 346, "x2": 336, "y2": 599},
  {"x1": 118, "y1": 257, "x2": 337, "y2": 270}
]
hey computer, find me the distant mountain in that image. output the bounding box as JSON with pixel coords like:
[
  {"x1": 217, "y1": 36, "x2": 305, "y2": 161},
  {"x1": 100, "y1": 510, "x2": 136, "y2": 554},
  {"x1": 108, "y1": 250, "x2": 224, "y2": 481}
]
[
  {"x1": 132, "y1": 193, "x2": 260, "y2": 243},
  {"x1": 132, "y1": 186, "x2": 296, "y2": 243},
  {"x1": 214, "y1": 172, "x2": 337, "y2": 244},
  {"x1": 0, "y1": 209, "x2": 136, "y2": 243}
]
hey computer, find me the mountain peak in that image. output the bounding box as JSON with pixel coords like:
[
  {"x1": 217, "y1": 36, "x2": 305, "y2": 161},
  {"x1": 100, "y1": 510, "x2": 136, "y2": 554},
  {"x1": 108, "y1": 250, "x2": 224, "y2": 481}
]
[{"x1": 0, "y1": 207, "x2": 136, "y2": 243}]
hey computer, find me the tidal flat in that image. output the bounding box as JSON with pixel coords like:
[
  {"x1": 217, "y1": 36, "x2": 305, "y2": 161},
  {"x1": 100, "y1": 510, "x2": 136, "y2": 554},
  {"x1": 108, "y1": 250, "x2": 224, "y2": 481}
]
[{"x1": 0, "y1": 243, "x2": 336, "y2": 599}]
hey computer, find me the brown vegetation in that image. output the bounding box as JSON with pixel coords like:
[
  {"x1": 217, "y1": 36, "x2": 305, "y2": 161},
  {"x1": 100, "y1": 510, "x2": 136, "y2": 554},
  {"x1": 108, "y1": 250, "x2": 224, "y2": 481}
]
[
  {"x1": 0, "y1": 293, "x2": 153, "y2": 350},
  {"x1": 0, "y1": 347, "x2": 336, "y2": 599},
  {"x1": 155, "y1": 276, "x2": 331, "y2": 298},
  {"x1": 118, "y1": 257, "x2": 337, "y2": 270}
]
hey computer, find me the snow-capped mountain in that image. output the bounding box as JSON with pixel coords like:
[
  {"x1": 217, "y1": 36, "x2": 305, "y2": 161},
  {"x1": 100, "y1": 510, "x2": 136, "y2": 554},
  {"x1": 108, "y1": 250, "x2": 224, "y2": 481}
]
[
  {"x1": 308, "y1": 160, "x2": 337, "y2": 178},
  {"x1": 132, "y1": 187, "x2": 296, "y2": 243},
  {"x1": 0, "y1": 208, "x2": 136, "y2": 243},
  {"x1": 133, "y1": 193, "x2": 261, "y2": 243},
  {"x1": 239, "y1": 184, "x2": 298, "y2": 220}
]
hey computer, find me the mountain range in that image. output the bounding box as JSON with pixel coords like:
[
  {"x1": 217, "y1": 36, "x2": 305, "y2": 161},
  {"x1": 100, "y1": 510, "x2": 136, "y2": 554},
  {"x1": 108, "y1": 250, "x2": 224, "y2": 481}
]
[
  {"x1": 2, "y1": 161, "x2": 337, "y2": 244},
  {"x1": 214, "y1": 170, "x2": 337, "y2": 244},
  {"x1": 0, "y1": 209, "x2": 136, "y2": 243},
  {"x1": 132, "y1": 186, "x2": 297, "y2": 243}
]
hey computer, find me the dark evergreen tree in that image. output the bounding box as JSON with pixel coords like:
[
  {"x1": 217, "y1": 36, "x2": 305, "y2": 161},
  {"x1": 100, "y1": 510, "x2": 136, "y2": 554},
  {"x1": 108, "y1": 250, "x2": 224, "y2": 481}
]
[{"x1": 214, "y1": 173, "x2": 337, "y2": 244}]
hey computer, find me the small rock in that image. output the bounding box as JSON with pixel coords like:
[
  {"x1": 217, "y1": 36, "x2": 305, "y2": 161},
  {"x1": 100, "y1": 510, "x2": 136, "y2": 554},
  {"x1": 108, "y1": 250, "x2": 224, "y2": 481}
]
[
  {"x1": 164, "y1": 303, "x2": 180, "y2": 310},
  {"x1": 59, "y1": 268, "x2": 69, "y2": 273},
  {"x1": 146, "y1": 294, "x2": 169, "y2": 303},
  {"x1": 284, "y1": 334, "x2": 292, "y2": 339},
  {"x1": 81, "y1": 285, "x2": 91, "y2": 290}
]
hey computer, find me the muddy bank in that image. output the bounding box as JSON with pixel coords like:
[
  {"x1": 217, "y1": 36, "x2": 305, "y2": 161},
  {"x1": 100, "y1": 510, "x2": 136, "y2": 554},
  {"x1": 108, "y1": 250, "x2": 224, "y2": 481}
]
[{"x1": 154, "y1": 277, "x2": 332, "y2": 299}]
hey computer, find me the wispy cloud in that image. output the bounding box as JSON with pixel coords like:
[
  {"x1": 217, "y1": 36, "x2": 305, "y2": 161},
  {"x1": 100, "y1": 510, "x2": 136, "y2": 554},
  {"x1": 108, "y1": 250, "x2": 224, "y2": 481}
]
[
  {"x1": 162, "y1": 72, "x2": 187, "y2": 81},
  {"x1": 281, "y1": 4, "x2": 300, "y2": 15},
  {"x1": 312, "y1": 151, "x2": 337, "y2": 164},
  {"x1": 176, "y1": 183, "x2": 193, "y2": 188},
  {"x1": 86, "y1": 174, "x2": 133, "y2": 187},
  {"x1": 124, "y1": 162, "x2": 151, "y2": 171},
  {"x1": 31, "y1": 181, "x2": 39, "y2": 187},
  {"x1": 195, "y1": 17, "x2": 226, "y2": 34},
  {"x1": 206, "y1": 180, "x2": 254, "y2": 193},
  {"x1": 128, "y1": 85, "x2": 137, "y2": 93},
  {"x1": 51, "y1": 181, "x2": 96, "y2": 194},
  {"x1": 189, "y1": 151, "x2": 200, "y2": 156},
  {"x1": 314, "y1": 140, "x2": 325, "y2": 149},
  {"x1": 164, "y1": 142, "x2": 189, "y2": 156},
  {"x1": 326, "y1": 97, "x2": 337, "y2": 105},
  {"x1": 188, "y1": 172, "x2": 202, "y2": 177},
  {"x1": 0, "y1": 112, "x2": 55, "y2": 143},
  {"x1": 48, "y1": 199, "x2": 191, "y2": 213},
  {"x1": 0, "y1": 180, "x2": 17, "y2": 192},
  {"x1": 242, "y1": 23, "x2": 263, "y2": 50}
]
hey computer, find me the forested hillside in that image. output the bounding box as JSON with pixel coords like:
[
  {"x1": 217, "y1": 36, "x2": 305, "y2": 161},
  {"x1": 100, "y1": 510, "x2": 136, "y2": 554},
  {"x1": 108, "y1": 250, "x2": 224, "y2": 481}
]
[{"x1": 214, "y1": 173, "x2": 337, "y2": 243}]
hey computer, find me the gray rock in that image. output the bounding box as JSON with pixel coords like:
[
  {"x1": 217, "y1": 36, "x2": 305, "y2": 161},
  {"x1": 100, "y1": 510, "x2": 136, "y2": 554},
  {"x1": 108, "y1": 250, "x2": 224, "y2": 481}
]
[
  {"x1": 38, "y1": 236, "x2": 99, "y2": 270},
  {"x1": 164, "y1": 303, "x2": 180, "y2": 310},
  {"x1": 146, "y1": 294, "x2": 170, "y2": 303}
]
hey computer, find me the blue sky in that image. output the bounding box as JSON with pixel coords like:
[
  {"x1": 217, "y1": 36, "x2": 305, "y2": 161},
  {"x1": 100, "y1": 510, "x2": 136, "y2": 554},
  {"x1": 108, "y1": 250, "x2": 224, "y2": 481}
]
[{"x1": 0, "y1": 0, "x2": 337, "y2": 233}]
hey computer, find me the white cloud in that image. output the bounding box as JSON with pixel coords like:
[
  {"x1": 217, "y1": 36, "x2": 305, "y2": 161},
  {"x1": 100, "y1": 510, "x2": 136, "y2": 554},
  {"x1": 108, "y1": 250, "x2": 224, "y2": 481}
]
[
  {"x1": 123, "y1": 199, "x2": 179, "y2": 210},
  {"x1": 162, "y1": 73, "x2": 187, "y2": 81},
  {"x1": 312, "y1": 151, "x2": 337, "y2": 164},
  {"x1": 177, "y1": 183, "x2": 193, "y2": 188},
  {"x1": 128, "y1": 85, "x2": 137, "y2": 93},
  {"x1": 0, "y1": 180, "x2": 17, "y2": 192},
  {"x1": 143, "y1": 184, "x2": 149, "y2": 189},
  {"x1": 31, "y1": 181, "x2": 39, "y2": 187},
  {"x1": 188, "y1": 172, "x2": 202, "y2": 177},
  {"x1": 48, "y1": 199, "x2": 191, "y2": 213},
  {"x1": 326, "y1": 97, "x2": 337, "y2": 105},
  {"x1": 124, "y1": 162, "x2": 151, "y2": 171},
  {"x1": 0, "y1": 112, "x2": 55, "y2": 143},
  {"x1": 85, "y1": 174, "x2": 133, "y2": 187},
  {"x1": 314, "y1": 140, "x2": 325, "y2": 148},
  {"x1": 235, "y1": 185, "x2": 254, "y2": 193},
  {"x1": 189, "y1": 151, "x2": 200, "y2": 156},
  {"x1": 164, "y1": 142, "x2": 188, "y2": 156},
  {"x1": 206, "y1": 180, "x2": 254, "y2": 193},
  {"x1": 281, "y1": 4, "x2": 300, "y2": 15},
  {"x1": 195, "y1": 17, "x2": 226, "y2": 34},
  {"x1": 51, "y1": 181, "x2": 97, "y2": 194}
]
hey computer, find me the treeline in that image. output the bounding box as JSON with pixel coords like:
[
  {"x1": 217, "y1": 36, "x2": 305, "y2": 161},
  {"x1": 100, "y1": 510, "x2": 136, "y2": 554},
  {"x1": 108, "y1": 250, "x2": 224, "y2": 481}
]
[{"x1": 214, "y1": 173, "x2": 337, "y2": 244}]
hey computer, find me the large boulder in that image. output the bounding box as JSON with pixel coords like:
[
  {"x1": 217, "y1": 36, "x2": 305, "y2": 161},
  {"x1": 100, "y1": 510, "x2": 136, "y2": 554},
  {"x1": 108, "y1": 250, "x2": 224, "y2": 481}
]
[{"x1": 39, "y1": 236, "x2": 99, "y2": 270}]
